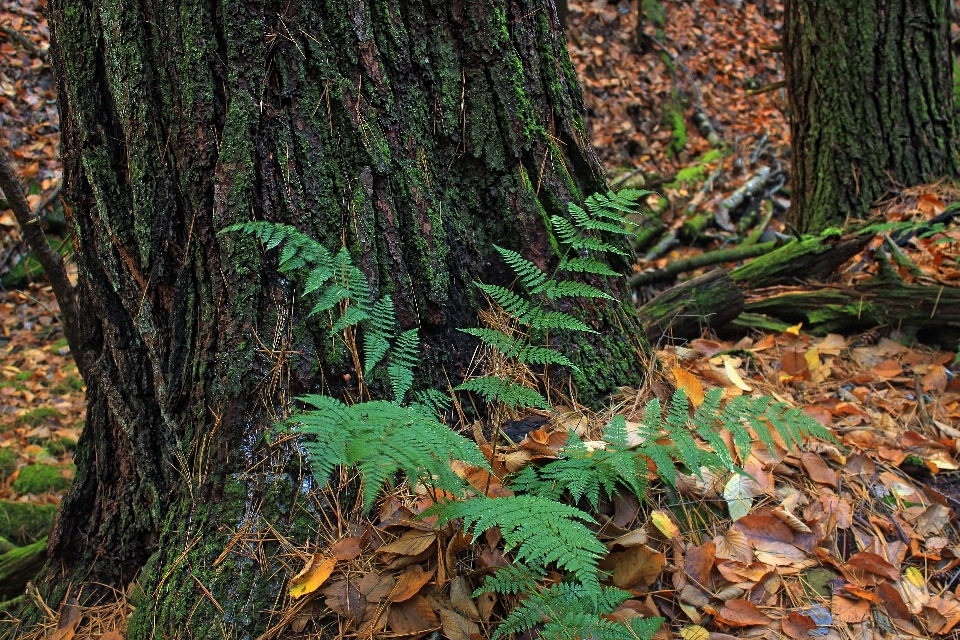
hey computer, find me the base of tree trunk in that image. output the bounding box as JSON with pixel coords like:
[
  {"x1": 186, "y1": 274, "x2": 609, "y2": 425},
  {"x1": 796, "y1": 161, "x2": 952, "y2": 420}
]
[{"x1": 637, "y1": 270, "x2": 743, "y2": 341}]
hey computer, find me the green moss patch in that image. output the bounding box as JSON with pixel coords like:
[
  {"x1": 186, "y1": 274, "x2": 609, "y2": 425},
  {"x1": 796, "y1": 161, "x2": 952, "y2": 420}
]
[
  {"x1": 12, "y1": 464, "x2": 69, "y2": 495},
  {"x1": 0, "y1": 449, "x2": 15, "y2": 482},
  {"x1": 0, "y1": 500, "x2": 57, "y2": 545},
  {"x1": 15, "y1": 408, "x2": 63, "y2": 428}
]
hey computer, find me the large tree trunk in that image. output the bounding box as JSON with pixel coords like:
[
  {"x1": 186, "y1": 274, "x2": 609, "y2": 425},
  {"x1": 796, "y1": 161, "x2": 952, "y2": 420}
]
[
  {"x1": 783, "y1": 0, "x2": 959, "y2": 233},
  {"x1": 15, "y1": 0, "x2": 653, "y2": 636}
]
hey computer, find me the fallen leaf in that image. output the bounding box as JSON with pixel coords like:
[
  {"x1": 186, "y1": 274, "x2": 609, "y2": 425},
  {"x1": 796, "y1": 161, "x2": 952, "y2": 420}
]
[
  {"x1": 438, "y1": 608, "x2": 480, "y2": 640},
  {"x1": 650, "y1": 510, "x2": 680, "y2": 539},
  {"x1": 716, "y1": 599, "x2": 770, "y2": 626},
  {"x1": 831, "y1": 595, "x2": 870, "y2": 623},
  {"x1": 378, "y1": 530, "x2": 436, "y2": 556},
  {"x1": 609, "y1": 544, "x2": 666, "y2": 588},
  {"x1": 390, "y1": 566, "x2": 435, "y2": 603},
  {"x1": 449, "y1": 575, "x2": 480, "y2": 620},
  {"x1": 684, "y1": 541, "x2": 716, "y2": 587},
  {"x1": 329, "y1": 536, "x2": 366, "y2": 561},
  {"x1": 723, "y1": 474, "x2": 759, "y2": 521},
  {"x1": 714, "y1": 528, "x2": 752, "y2": 564},
  {"x1": 800, "y1": 453, "x2": 839, "y2": 488},
  {"x1": 782, "y1": 612, "x2": 817, "y2": 640},
  {"x1": 872, "y1": 358, "x2": 903, "y2": 379},
  {"x1": 732, "y1": 515, "x2": 794, "y2": 545},
  {"x1": 289, "y1": 555, "x2": 336, "y2": 599},
  {"x1": 388, "y1": 595, "x2": 439, "y2": 635},
  {"x1": 673, "y1": 367, "x2": 705, "y2": 406},
  {"x1": 723, "y1": 357, "x2": 752, "y2": 392},
  {"x1": 847, "y1": 552, "x2": 899, "y2": 581},
  {"x1": 679, "y1": 625, "x2": 709, "y2": 640}
]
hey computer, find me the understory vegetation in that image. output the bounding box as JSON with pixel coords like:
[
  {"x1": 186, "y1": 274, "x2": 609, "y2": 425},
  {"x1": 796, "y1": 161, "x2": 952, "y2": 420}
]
[{"x1": 224, "y1": 190, "x2": 835, "y2": 640}]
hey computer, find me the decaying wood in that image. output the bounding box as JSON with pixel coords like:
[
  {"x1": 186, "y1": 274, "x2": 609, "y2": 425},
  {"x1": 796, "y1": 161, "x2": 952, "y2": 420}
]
[
  {"x1": 637, "y1": 270, "x2": 743, "y2": 341},
  {"x1": 0, "y1": 537, "x2": 46, "y2": 600}
]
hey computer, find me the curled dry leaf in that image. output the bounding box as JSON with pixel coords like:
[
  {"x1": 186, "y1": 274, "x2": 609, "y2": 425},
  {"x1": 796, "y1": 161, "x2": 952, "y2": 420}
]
[
  {"x1": 390, "y1": 565, "x2": 436, "y2": 603},
  {"x1": 438, "y1": 608, "x2": 480, "y2": 640},
  {"x1": 388, "y1": 595, "x2": 439, "y2": 635},
  {"x1": 378, "y1": 529, "x2": 436, "y2": 556},
  {"x1": 772, "y1": 505, "x2": 811, "y2": 534},
  {"x1": 714, "y1": 599, "x2": 771, "y2": 626},
  {"x1": 289, "y1": 555, "x2": 337, "y2": 599},
  {"x1": 782, "y1": 612, "x2": 817, "y2": 640}
]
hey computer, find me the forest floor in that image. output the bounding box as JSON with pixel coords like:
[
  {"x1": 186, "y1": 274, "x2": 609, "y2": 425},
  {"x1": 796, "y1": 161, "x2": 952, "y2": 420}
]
[{"x1": 2, "y1": 0, "x2": 960, "y2": 639}]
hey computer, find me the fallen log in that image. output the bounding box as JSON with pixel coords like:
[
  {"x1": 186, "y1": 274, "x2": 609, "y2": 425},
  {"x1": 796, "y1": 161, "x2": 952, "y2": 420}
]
[
  {"x1": 637, "y1": 270, "x2": 744, "y2": 341},
  {"x1": 630, "y1": 240, "x2": 778, "y2": 287},
  {"x1": 0, "y1": 537, "x2": 46, "y2": 600},
  {"x1": 730, "y1": 229, "x2": 873, "y2": 289},
  {"x1": 742, "y1": 280, "x2": 960, "y2": 346}
]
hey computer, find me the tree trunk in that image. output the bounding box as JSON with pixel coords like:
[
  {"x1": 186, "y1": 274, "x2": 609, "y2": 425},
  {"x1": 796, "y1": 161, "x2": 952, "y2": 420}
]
[
  {"x1": 783, "y1": 0, "x2": 959, "y2": 233},
  {"x1": 19, "y1": 0, "x2": 653, "y2": 636}
]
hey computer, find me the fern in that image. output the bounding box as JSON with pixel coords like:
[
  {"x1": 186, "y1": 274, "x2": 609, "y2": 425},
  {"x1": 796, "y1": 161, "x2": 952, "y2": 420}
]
[
  {"x1": 364, "y1": 296, "x2": 395, "y2": 375},
  {"x1": 459, "y1": 328, "x2": 576, "y2": 368},
  {"x1": 432, "y1": 495, "x2": 607, "y2": 591},
  {"x1": 510, "y1": 430, "x2": 647, "y2": 508},
  {"x1": 292, "y1": 396, "x2": 490, "y2": 509},
  {"x1": 474, "y1": 564, "x2": 547, "y2": 596},
  {"x1": 387, "y1": 328, "x2": 419, "y2": 404},
  {"x1": 456, "y1": 376, "x2": 550, "y2": 410},
  {"x1": 489, "y1": 581, "x2": 661, "y2": 640}
]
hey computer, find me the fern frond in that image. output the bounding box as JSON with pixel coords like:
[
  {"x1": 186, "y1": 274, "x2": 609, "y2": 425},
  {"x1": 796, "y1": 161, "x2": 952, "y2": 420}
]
[
  {"x1": 476, "y1": 283, "x2": 533, "y2": 318},
  {"x1": 494, "y1": 245, "x2": 547, "y2": 291},
  {"x1": 541, "y1": 610, "x2": 664, "y2": 640},
  {"x1": 221, "y1": 222, "x2": 334, "y2": 273},
  {"x1": 388, "y1": 328, "x2": 419, "y2": 404},
  {"x1": 330, "y1": 304, "x2": 370, "y2": 334},
  {"x1": 510, "y1": 432, "x2": 648, "y2": 508},
  {"x1": 517, "y1": 307, "x2": 595, "y2": 333},
  {"x1": 474, "y1": 564, "x2": 546, "y2": 596},
  {"x1": 433, "y1": 495, "x2": 606, "y2": 591},
  {"x1": 587, "y1": 190, "x2": 652, "y2": 218},
  {"x1": 292, "y1": 399, "x2": 490, "y2": 509},
  {"x1": 459, "y1": 328, "x2": 576, "y2": 368},
  {"x1": 550, "y1": 216, "x2": 628, "y2": 256},
  {"x1": 491, "y1": 582, "x2": 633, "y2": 640},
  {"x1": 558, "y1": 256, "x2": 620, "y2": 277},
  {"x1": 456, "y1": 376, "x2": 550, "y2": 410},
  {"x1": 537, "y1": 280, "x2": 614, "y2": 301},
  {"x1": 364, "y1": 296, "x2": 396, "y2": 375},
  {"x1": 569, "y1": 202, "x2": 632, "y2": 236}
]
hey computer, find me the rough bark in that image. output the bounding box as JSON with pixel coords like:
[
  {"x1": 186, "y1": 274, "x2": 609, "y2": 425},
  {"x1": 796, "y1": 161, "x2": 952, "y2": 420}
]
[
  {"x1": 17, "y1": 1, "x2": 653, "y2": 637},
  {"x1": 636, "y1": 270, "x2": 743, "y2": 341},
  {"x1": 784, "y1": 0, "x2": 959, "y2": 233}
]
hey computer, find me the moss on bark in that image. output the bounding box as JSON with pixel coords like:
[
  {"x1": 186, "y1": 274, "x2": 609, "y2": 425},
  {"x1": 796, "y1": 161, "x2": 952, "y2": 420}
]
[
  {"x1": 19, "y1": 1, "x2": 654, "y2": 637},
  {"x1": 784, "y1": 0, "x2": 959, "y2": 233}
]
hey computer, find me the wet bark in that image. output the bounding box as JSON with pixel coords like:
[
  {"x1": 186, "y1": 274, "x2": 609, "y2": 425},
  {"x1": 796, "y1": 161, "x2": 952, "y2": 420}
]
[
  {"x1": 783, "y1": 0, "x2": 959, "y2": 233},
  {"x1": 16, "y1": 0, "x2": 654, "y2": 637}
]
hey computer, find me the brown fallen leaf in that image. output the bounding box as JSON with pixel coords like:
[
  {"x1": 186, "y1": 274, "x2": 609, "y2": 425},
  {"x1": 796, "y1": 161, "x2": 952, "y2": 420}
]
[
  {"x1": 390, "y1": 565, "x2": 436, "y2": 603},
  {"x1": 684, "y1": 541, "x2": 716, "y2": 587},
  {"x1": 608, "y1": 544, "x2": 666, "y2": 589},
  {"x1": 846, "y1": 551, "x2": 900, "y2": 581},
  {"x1": 877, "y1": 581, "x2": 912, "y2": 621},
  {"x1": 388, "y1": 595, "x2": 439, "y2": 635},
  {"x1": 714, "y1": 599, "x2": 771, "y2": 626},
  {"x1": 800, "y1": 453, "x2": 839, "y2": 488},
  {"x1": 732, "y1": 515, "x2": 794, "y2": 545},
  {"x1": 832, "y1": 594, "x2": 870, "y2": 623},
  {"x1": 329, "y1": 536, "x2": 367, "y2": 561},
  {"x1": 97, "y1": 631, "x2": 125, "y2": 640},
  {"x1": 449, "y1": 575, "x2": 481, "y2": 620},
  {"x1": 714, "y1": 528, "x2": 752, "y2": 564},
  {"x1": 289, "y1": 555, "x2": 337, "y2": 599},
  {"x1": 438, "y1": 607, "x2": 480, "y2": 640},
  {"x1": 782, "y1": 612, "x2": 817, "y2": 640},
  {"x1": 378, "y1": 529, "x2": 436, "y2": 556}
]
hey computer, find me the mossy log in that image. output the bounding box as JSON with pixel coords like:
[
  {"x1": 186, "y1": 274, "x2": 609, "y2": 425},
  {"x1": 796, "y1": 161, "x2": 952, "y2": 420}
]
[
  {"x1": 0, "y1": 537, "x2": 47, "y2": 600},
  {"x1": 637, "y1": 270, "x2": 743, "y2": 341},
  {"x1": 730, "y1": 230, "x2": 873, "y2": 289},
  {"x1": 743, "y1": 280, "x2": 960, "y2": 346},
  {"x1": 0, "y1": 501, "x2": 57, "y2": 546}
]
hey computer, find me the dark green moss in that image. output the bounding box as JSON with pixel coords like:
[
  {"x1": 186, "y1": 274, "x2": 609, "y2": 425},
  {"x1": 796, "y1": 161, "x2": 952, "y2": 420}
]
[
  {"x1": 12, "y1": 464, "x2": 70, "y2": 495},
  {"x1": 0, "y1": 500, "x2": 57, "y2": 545}
]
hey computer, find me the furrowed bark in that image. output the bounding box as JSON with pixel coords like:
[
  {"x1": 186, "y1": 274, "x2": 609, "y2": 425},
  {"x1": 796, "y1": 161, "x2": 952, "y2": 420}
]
[
  {"x1": 15, "y1": 1, "x2": 655, "y2": 637},
  {"x1": 783, "y1": 0, "x2": 959, "y2": 233}
]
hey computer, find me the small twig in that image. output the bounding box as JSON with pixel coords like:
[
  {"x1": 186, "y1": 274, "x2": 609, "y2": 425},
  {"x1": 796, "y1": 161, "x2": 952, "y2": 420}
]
[
  {"x1": 0, "y1": 23, "x2": 46, "y2": 60},
  {"x1": 0, "y1": 149, "x2": 84, "y2": 376},
  {"x1": 745, "y1": 80, "x2": 786, "y2": 96}
]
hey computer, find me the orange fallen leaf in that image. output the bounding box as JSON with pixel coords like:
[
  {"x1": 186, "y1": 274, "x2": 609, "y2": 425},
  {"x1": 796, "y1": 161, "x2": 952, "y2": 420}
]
[
  {"x1": 289, "y1": 555, "x2": 336, "y2": 598},
  {"x1": 715, "y1": 599, "x2": 771, "y2": 626},
  {"x1": 329, "y1": 536, "x2": 366, "y2": 561},
  {"x1": 388, "y1": 594, "x2": 439, "y2": 634},
  {"x1": 832, "y1": 595, "x2": 870, "y2": 623},
  {"x1": 782, "y1": 612, "x2": 817, "y2": 640},
  {"x1": 672, "y1": 367, "x2": 704, "y2": 406},
  {"x1": 390, "y1": 566, "x2": 435, "y2": 603},
  {"x1": 378, "y1": 530, "x2": 436, "y2": 556}
]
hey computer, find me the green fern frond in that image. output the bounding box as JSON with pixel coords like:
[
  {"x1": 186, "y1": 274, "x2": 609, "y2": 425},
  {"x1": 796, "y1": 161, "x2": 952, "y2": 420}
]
[
  {"x1": 432, "y1": 495, "x2": 606, "y2": 591},
  {"x1": 221, "y1": 222, "x2": 334, "y2": 273},
  {"x1": 518, "y1": 307, "x2": 595, "y2": 333},
  {"x1": 491, "y1": 582, "x2": 635, "y2": 640},
  {"x1": 557, "y1": 256, "x2": 620, "y2": 277},
  {"x1": 292, "y1": 398, "x2": 490, "y2": 509},
  {"x1": 587, "y1": 189, "x2": 652, "y2": 218},
  {"x1": 568, "y1": 202, "x2": 632, "y2": 236},
  {"x1": 474, "y1": 564, "x2": 546, "y2": 596},
  {"x1": 459, "y1": 328, "x2": 576, "y2": 368},
  {"x1": 388, "y1": 328, "x2": 419, "y2": 404},
  {"x1": 330, "y1": 305, "x2": 370, "y2": 334},
  {"x1": 455, "y1": 376, "x2": 550, "y2": 410},
  {"x1": 364, "y1": 296, "x2": 396, "y2": 375},
  {"x1": 551, "y1": 216, "x2": 628, "y2": 256},
  {"x1": 476, "y1": 283, "x2": 533, "y2": 318},
  {"x1": 510, "y1": 432, "x2": 647, "y2": 508},
  {"x1": 541, "y1": 610, "x2": 664, "y2": 640},
  {"x1": 493, "y1": 245, "x2": 547, "y2": 291},
  {"x1": 537, "y1": 280, "x2": 614, "y2": 301}
]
